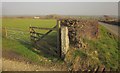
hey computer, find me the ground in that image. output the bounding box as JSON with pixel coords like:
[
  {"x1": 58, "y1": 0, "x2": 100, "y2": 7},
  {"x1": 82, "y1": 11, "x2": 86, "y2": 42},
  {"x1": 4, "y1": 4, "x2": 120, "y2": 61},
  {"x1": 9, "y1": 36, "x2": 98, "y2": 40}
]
[{"x1": 2, "y1": 58, "x2": 66, "y2": 71}]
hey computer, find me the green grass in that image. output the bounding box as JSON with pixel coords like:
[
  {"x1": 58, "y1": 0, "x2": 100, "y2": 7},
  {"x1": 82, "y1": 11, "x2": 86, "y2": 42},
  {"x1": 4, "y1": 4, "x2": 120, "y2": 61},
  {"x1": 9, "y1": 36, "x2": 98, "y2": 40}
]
[
  {"x1": 2, "y1": 18, "x2": 57, "y2": 40},
  {"x1": 83, "y1": 25, "x2": 119, "y2": 69},
  {"x1": 3, "y1": 18, "x2": 56, "y2": 30},
  {"x1": 2, "y1": 37, "x2": 44, "y2": 64},
  {"x1": 98, "y1": 25, "x2": 119, "y2": 69},
  {"x1": 73, "y1": 49, "x2": 87, "y2": 59},
  {"x1": 2, "y1": 18, "x2": 58, "y2": 64}
]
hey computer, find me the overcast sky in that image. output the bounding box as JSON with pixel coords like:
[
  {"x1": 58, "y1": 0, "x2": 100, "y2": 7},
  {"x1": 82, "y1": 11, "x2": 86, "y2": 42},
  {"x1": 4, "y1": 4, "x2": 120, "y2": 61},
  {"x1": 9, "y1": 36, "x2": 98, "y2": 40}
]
[{"x1": 2, "y1": 2, "x2": 118, "y2": 16}]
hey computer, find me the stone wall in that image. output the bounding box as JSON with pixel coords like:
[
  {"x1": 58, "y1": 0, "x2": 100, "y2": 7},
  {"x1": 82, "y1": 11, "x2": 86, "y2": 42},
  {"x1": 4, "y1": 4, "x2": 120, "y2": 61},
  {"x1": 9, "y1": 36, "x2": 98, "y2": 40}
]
[{"x1": 60, "y1": 18, "x2": 99, "y2": 48}]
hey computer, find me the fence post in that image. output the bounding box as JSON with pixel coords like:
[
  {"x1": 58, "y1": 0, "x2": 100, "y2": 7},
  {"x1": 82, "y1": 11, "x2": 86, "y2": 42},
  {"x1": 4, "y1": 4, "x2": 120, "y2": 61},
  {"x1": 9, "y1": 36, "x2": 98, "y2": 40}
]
[
  {"x1": 61, "y1": 26, "x2": 69, "y2": 59},
  {"x1": 57, "y1": 20, "x2": 61, "y2": 58},
  {"x1": 4, "y1": 27, "x2": 7, "y2": 38},
  {"x1": 29, "y1": 25, "x2": 33, "y2": 42}
]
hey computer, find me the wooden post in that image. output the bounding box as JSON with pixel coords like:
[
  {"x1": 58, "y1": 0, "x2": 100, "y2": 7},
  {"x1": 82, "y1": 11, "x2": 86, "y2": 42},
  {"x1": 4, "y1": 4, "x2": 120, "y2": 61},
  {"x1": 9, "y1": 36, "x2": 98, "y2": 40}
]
[
  {"x1": 29, "y1": 25, "x2": 32, "y2": 40},
  {"x1": 57, "y1": 20, "x2": 61, "y2": 58},
  {"x1": 34, "y1": 33, "x2": 37, "y2": 41},
  {"x1": 29, "y1": 25, "x2": 34, "y2": 43},
  {"x1": 4, "y1": 27, "x2": 7, "y2": 38}
]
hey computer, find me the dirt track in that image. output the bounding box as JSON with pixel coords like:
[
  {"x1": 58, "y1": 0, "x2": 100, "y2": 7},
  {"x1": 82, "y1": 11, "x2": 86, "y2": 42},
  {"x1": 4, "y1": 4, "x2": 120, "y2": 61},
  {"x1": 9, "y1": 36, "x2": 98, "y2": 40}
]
[
  {"x1": 2, "y1": 58, "x2": 51, "y2": 71},
  {"x1": 2, "y1": 58, "x2": 66, "y2": 71},
  {"x1": 99, "y1": 22, "x2": 119, "y2": 36}
]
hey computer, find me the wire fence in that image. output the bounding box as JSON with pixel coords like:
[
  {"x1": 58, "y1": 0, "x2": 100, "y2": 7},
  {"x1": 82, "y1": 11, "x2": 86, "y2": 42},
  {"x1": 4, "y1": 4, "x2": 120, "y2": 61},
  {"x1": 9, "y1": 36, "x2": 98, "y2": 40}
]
[{"x1": 2, "y1": 27, "x2": 31, "y2": 44}]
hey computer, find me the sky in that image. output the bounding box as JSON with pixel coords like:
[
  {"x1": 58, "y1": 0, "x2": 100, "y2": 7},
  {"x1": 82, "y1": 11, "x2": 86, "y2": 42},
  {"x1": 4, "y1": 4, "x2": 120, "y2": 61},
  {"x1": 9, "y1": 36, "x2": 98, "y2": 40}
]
[
  {"x1": 1, "y1": 0, "x2": 119, "y2": 2},
  {"x1": 2, "y1": 2, "x2": 118, "y2": 16}
]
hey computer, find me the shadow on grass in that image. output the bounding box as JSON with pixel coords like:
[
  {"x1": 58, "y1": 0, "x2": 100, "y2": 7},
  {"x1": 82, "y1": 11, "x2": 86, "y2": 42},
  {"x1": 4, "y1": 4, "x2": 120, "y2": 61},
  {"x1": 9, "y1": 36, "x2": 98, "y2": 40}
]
[
  {"x1": 17, "y1": 32, "x2": 60, "y2": 60},
  {"x1": 35, "y1": 32, "x2": 60, "y2": 59}
]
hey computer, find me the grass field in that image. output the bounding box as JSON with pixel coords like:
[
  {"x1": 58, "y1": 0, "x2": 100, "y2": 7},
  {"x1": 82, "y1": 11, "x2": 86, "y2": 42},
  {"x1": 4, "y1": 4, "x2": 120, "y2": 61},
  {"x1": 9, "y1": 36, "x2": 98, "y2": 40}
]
[
  {"x1": 2, "y1": 18, "x2": 59, "y2": 65},
  {"x1": 3, "y1": 18, "x2": 56, "y2": 29},
  {"x1": 2, "y1": 17, "x2": 119, "y2": 70}
]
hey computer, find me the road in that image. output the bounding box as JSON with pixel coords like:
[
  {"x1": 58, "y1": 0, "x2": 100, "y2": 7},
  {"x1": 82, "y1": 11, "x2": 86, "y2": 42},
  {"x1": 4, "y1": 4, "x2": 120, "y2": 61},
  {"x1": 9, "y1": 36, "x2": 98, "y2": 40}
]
[{"x1": 99, "y1": 22, "x2": 119, "y2": 36}]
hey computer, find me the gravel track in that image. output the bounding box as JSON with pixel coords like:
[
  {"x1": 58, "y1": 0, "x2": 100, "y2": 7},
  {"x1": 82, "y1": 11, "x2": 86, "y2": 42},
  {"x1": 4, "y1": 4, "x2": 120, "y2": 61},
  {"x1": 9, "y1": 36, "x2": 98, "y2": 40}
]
[{"x1": 2, "y1": 58, "x2": 65, "y2": 71}]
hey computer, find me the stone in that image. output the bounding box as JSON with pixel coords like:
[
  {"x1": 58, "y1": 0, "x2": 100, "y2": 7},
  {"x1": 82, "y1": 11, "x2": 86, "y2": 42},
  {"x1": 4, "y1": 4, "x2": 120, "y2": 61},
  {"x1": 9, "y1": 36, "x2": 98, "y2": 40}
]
[
  {"x1": 61, "y1": 26, "x2": 69, "y2": 58},
  {"x1": 60, "y1": 18, "x2": 99, "y2": 49}
]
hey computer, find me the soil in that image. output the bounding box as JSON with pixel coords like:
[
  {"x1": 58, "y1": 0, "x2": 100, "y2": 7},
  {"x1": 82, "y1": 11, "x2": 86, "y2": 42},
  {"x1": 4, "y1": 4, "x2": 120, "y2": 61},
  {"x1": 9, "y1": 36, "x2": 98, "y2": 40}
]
[
  {"x1": 2, "y1": 49, "x2": 67, "y2": 71},
  {"x1": 2, "y1": 58, "x2": 67, "y2": 71}
]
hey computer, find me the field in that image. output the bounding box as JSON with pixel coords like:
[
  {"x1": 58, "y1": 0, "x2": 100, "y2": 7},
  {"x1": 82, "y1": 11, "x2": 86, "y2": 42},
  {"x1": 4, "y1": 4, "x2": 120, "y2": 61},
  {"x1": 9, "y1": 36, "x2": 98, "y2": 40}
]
[
  {"x1": 2, "y1": 18, "x2": 61, "y2": 65},
  {"x1": 2, "y1": 17, "x2": 119, "y2": 71}
]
